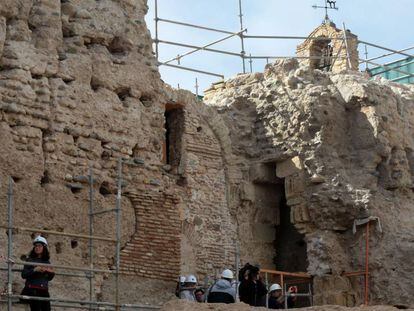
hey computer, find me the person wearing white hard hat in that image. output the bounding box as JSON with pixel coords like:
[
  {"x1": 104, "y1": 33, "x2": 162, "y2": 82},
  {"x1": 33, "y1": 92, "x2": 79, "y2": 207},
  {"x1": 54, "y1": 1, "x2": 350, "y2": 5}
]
[
  {"x1": 268, "y1": 283, "x2": 284, "y2": 309},
  {"x1": 21, "y1": 236, "x2": 55, "y2": 311},
  {"x1": 175, "y1": 276, "x2": 186, "y2": 297},
  {"x1": 268, "y1": 284, "x2": 297, "y2": 309},
  {"x1": 179, "y1": 274, "x2": 197, "y2": 301},
  {"x1": 206, "y1": 269, "x2": 236, "y2": 304}
]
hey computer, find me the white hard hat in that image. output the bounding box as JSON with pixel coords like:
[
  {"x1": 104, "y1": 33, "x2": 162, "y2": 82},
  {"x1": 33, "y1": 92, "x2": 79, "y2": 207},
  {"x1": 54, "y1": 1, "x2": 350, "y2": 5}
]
[
  {"x1": 221, "y1": 269, "x2": 234, "y2": 279},
  {"x1": 185, "y1": 275, "x2": 197, "y2": 283},
  {"x1": 33, "y1": 236, "x2": 48, "y2": 246},
  {"x1": 269, "y1": 283, "x2": 282, "y2": 292},
  {"x1": 179, "y1": 276, "x2": 186, "y2": 283}
]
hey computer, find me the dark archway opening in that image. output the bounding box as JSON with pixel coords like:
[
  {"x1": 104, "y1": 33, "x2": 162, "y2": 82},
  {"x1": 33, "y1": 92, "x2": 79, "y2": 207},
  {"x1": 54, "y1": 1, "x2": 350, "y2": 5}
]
[
  {"x1": 274, "y1": 181, "x2": 310, "y2": 307},
  {"x1": 310, "y1": 37, "x2": 333, "y2": 71},
  {"x1": 274, "y1": 189, "x2": 308, "y2": 272},
  {"x1": 164, "y1": 104, "x2": 184, "y2": 174}
]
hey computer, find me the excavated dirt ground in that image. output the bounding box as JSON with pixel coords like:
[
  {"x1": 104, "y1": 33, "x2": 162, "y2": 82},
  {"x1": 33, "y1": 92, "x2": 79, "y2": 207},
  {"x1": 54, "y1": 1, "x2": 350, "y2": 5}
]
[{"x1": 161, "y1": 300, "x2": 414, "y2": 311}]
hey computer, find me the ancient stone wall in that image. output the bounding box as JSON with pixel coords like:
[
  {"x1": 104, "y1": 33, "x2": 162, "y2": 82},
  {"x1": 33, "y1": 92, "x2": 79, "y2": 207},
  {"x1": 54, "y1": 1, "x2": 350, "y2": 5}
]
[
  {"x1": 204, "y1": 60, "x2": 414, "y2": 307},
  {"x1": 0, "y1": 0, "x2": 238, "y2": 306}
]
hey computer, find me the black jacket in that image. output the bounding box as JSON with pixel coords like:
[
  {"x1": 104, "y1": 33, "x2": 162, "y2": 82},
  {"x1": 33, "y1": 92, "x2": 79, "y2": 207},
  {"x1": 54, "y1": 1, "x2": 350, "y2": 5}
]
[
  {"x1": 21, "y1": 257, "x2": 55, "y2": 290},
  {"x1": 268, "y1": 296, "x2": 295, "y2": 309},
  {"x1": 239, "y1": 279, "x2": 267, "y2": 306}
]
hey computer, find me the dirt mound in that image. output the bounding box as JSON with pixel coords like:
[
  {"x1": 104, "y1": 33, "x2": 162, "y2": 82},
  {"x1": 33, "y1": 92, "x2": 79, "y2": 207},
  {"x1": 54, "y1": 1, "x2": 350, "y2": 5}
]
[{"x1": 161, "y1": 299, "x2": 413, "y2": 311}]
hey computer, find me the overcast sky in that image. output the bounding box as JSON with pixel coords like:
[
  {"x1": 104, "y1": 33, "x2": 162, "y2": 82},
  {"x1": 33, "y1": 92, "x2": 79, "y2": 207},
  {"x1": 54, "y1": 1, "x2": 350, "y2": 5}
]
[{"x1": 145, "y1": 0, "x2": 414, "y2": 94}]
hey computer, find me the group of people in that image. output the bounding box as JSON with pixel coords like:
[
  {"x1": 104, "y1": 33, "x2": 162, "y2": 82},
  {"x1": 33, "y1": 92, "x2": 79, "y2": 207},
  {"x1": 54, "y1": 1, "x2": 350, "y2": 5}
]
[
  {"x1": 16, "y1": 235, "x2": 298, "y2": 310},
  {"x1": 177, "y1": 263, "x2": 297, "y2": 309}
]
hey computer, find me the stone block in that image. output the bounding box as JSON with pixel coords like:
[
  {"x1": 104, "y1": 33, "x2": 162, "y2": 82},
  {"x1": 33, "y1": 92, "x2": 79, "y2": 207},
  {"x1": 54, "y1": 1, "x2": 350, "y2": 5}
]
[{"x1": 276, "y1": 156, "x2": 303, "y2": 178}]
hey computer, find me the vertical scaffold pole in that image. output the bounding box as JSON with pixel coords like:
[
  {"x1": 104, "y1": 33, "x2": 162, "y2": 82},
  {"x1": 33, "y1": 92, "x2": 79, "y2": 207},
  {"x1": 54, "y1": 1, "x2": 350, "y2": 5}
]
[
  {"x1": 265, "y1": 272, "x2": 269, "y2": 308},
  {"x1": 238, "y1": 0, "x2": 246, "y2": 73},
  {"x1": 88, "y1": 168, "x2": 94, "y2": 310},
  {"x1": 115, "y1": 158, "x2": 123, "y2": 311},
  {"x1": 364, "y1": 45, "x2": 369, "y2": 71},
  {"x1": 235, "y1": 242, "x2": 239, "y2": 301},
  {"x1": 364, "y1": 221, "x2": 370, "y2": 305},
  {"x1": 7, "y1": 177, "x2": 14, "y2": 311},
  {"x1": 342, "y1": 22, "x2": 352, "y2": 69},
  {"x1": 154, "y1": 0, "x2": 159, "y2": 62}
]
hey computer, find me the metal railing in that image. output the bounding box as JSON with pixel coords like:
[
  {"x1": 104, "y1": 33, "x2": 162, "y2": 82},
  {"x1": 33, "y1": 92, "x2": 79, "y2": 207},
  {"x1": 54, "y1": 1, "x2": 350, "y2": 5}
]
[
  {"x1": 1, "y1": 158, "x2": 160, "y2": 310},
  {"x1": 260, "y1": 269, "x2": 313, "y2": 309}
]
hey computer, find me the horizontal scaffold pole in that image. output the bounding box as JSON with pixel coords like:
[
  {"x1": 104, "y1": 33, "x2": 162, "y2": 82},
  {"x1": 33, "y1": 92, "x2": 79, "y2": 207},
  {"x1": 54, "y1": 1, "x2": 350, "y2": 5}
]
[
  {"x1": 0, "y1": 225, "x2": 116, "y2": 243},
  {"x1": 157, "y1": 17, "x2": 235, "y2": 35},
  {"x1": 359, "y1": 40, "x2": 414, "y2": 59},
  {"x1": 157, "y1": 39, "x2": 242, "y2": 57},
  {"x1": 158, "y1": 62, "x2": 224, "y2": 79}
]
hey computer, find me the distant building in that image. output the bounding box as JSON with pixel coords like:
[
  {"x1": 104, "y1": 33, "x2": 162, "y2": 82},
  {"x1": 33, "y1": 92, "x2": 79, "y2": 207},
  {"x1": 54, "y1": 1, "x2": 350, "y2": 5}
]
[{"x1": 369, "y1": 57, "x2": 414, "y2": 84}]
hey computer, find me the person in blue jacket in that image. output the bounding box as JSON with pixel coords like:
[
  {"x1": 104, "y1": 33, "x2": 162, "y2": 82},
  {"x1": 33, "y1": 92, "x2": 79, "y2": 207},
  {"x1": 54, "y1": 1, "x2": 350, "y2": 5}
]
[{"x1": 21, "y1": 236, "x2": 55, "y2": 311}]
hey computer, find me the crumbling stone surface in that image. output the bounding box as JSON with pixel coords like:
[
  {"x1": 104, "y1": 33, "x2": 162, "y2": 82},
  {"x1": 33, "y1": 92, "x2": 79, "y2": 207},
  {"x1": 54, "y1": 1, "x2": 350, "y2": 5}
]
[
  {"x1": 204, "y1": 59, "x2": 414, "y2": 307},
  {"x1": 161, "y1": 299, "x2": 414, "y2": 311},
  {"x1": 1, "y1": 0, "x2": 414, "y2": 308}
]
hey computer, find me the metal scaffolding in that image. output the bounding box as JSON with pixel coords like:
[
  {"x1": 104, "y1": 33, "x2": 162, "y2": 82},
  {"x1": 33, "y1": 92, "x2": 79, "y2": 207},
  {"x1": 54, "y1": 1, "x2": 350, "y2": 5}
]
[
  {"x1": 1, "y1": 158, "x2": 160, "y2": 310},
  {"x1": 152, "y1": 0, "x2": 413, "y2": 94}
]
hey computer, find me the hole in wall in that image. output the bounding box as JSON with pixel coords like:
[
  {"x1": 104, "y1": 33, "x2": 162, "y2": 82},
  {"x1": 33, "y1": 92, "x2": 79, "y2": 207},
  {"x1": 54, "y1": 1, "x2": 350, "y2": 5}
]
[
  {"x1": 71, "y1": 240, "x2": 78, "y2": 249},
  {"x1": 115, "y1": 87, "x2": 131, "y2": 102},
  {"x1": 55, "y1": 242, "x2": 62, "y2": 254},
  {"x1": 40, "y1": 170, "x2": 50, "y2": 187},
  {"x1": 70, "y1": 186, "x2": 82, "y2": 194},
  {"x1": 11, "y1": 176, "x2": 22, "y2": 183},
  {"x1": 99, "y1": 182, "x2": 112, "y2": 197},
  {"x1": 196, "y1": 126, "x2": 202, "y2": 132}
]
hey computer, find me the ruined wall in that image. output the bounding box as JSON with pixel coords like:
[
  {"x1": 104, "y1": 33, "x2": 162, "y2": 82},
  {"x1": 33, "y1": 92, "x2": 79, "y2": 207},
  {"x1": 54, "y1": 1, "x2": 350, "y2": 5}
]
[
  {"x1": 0, "y1": 1, "x2": 240, "y2": 306},
  {"x1": 204, "y1": 60, "x2": 414, "y2": 307},
  {"x1": 296, "y1": 22, "x2": 359, "y2": 73}
]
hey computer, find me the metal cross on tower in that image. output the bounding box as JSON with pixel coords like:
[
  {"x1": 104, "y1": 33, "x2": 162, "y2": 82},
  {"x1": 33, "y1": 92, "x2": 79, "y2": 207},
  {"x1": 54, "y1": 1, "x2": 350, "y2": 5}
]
[{"x1": 312, "y1": 0, "x2": 339, "y2": 22}]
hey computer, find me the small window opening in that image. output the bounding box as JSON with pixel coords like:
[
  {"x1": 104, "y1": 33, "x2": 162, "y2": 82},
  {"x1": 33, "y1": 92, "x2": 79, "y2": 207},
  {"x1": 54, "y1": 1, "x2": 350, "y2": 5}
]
[{"x1": 164, "y1": 104, "x2": 184, "y2": 173}]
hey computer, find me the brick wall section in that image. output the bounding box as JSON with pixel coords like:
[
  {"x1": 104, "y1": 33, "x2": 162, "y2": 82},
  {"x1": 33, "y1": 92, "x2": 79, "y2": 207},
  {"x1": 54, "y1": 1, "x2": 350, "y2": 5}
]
[{"x1": 120, "y1": 191, "x2": 181, "y2": 281}]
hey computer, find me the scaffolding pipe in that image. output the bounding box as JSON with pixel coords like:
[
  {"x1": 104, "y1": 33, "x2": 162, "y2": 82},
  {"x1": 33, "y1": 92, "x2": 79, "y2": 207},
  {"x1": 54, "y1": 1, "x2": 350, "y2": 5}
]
[
  {"x1": 158, "y1": 62, "x2": 224, "y2": 79},
  {"x1": 157, "y1": 17, "x2": 235, "y2": 35},
  {"x1": 89, "y1": 168, "x2": 94, "y2": 310},
  {"x1": 163, "y1": 29, "x2": 246, "y2": 65},
  {"x1": 359, "y1": 45, "x2": 414, "y2": 64},
  {"x1": 342, "y1": 23, "x2": 352, "y2": 69},
  {"x1": 364, "y1": 221, "x2": 370, "y2": 305},
  {"x1": 115, "y1": 158, "x2": 123, "y2": 311},
  {"x1": 14, "y1": 259, "x2": 117, "y2": 274},
  {"x1": 244, "y1": 35, "x2": 345, "y2": 41},
  {"x1": 89, "y1": 208, "x2": 118, "y2": 216},
  {"x1": 359, "y1": 40, "x2": 414, "y2": 59},
  {"x1": 7, "y1": 177, "x2": 13, "y2": 311},
  {"x1": 0, "y1": 226, "x2": 117, "y2": 243},
  {"x1": 0, "y1": 266, "x2": 92, "y2": 278},
  {"x1": 6, "y1": 295, "x2": 160, "y2": 309},
  {"x1": 247, "y1": 55, "x2": 347, "y2": 60},
  {"x1": 154, "y1": 0, "x2": 159, "y2": 61},
  {"x1": 235, "y1": 242, "x2": 239, "y2": 301},
  {"x1": 157, "y1": 39, "x2": 242, "y2": 57},
  {"x1": 238, "y1": 0, "x2": 246, "y2": 73}
]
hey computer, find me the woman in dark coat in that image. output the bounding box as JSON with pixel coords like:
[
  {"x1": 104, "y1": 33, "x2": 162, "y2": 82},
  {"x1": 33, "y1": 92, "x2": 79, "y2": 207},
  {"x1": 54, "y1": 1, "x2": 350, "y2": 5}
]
[
  {"x1": 21, "y1": 236, "x2": 55, "y2": 311},
  {"x1": 238, "y1": 265, "x2": 267, "y2": 306}
]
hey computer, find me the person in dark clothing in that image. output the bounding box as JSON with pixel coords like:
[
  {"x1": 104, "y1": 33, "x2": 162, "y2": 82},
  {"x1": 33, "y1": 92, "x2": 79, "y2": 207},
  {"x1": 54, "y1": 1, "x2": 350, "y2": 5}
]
[
  {"x1": 268, "y1": 284, "x2": 297, "y2": 309},
  {"x1": 238, "y1": 265, "x2": 267, "y2": 307},
  {"x1": 268, "y1": 283, "x2": 284, "y2": 309},
  {"x1": 21, "y1": 236, "x2": 55, "y2": 311},
  {"x1": 207, "y1": 269, "x2": 236, "y2": 304}
]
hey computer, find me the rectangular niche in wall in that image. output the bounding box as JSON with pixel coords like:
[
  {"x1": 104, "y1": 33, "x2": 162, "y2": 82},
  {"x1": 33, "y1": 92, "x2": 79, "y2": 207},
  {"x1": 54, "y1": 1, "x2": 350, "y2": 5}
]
[{"x1": 164, "y1": 104, "x2": 185, "y2": 174}]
